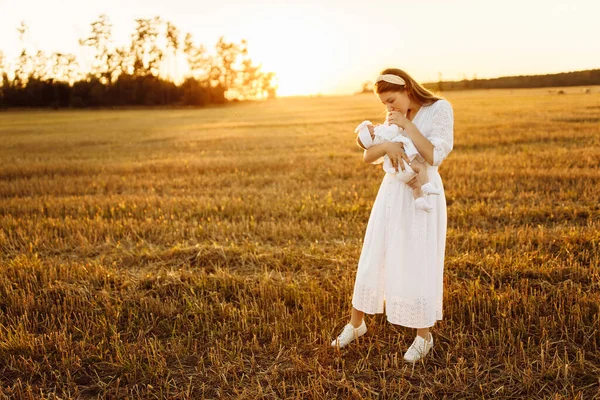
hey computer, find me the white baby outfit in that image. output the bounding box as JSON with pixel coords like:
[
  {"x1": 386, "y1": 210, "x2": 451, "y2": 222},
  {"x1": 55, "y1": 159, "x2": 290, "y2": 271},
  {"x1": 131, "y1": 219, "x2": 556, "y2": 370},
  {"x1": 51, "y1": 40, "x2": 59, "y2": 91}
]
[
  {"x1": 355, "y1": 119, "x2": 442, "y2": 212},
  {"x1": 355, "y1": 120, "x2": 421, "y2": 183},
  {"x1": 351, "y1": 99, "x2": 454, "y2": 328}
]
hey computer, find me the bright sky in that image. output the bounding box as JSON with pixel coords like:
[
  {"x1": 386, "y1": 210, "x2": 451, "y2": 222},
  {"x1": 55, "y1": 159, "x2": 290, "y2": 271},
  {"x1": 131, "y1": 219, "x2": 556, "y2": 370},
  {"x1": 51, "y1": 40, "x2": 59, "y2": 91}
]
[{"x1": 0, "y1": 0, "x2": 599, "y2": 96}]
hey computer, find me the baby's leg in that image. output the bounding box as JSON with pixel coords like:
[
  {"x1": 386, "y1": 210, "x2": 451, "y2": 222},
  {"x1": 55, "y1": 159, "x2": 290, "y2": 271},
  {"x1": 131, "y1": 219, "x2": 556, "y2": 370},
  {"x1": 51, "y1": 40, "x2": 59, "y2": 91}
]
[
  {"x1": 410, "y1": 158, "x2": 442, "y2": 196},
  {"x1": 412, "y1": 184, "x2": 434, "y2": 213},
  {"x1": 411, "y1": 186, "x2": 423, "y2": 200}
]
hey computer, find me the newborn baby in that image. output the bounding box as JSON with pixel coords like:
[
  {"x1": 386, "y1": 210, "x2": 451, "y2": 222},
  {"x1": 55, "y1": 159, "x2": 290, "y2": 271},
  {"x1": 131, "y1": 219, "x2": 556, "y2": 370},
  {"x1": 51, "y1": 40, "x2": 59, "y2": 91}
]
[{"x1": 355, "y1": 119, "x2": 441, "y2": 213}]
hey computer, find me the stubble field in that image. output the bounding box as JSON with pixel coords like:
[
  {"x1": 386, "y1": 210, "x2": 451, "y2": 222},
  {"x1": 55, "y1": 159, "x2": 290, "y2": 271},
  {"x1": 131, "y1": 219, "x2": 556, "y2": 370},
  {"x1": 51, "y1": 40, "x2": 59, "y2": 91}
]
[{"x1": 0, "y1": 86, "x2": 599, "y2": 399}]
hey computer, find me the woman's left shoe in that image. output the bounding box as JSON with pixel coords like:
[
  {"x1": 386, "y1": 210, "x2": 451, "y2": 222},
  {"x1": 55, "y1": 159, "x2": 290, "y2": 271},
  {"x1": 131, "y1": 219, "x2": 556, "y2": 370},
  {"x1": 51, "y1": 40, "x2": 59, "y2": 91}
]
[{"x1": 403, "y1": 332, "x2": 434, "y2": 362}]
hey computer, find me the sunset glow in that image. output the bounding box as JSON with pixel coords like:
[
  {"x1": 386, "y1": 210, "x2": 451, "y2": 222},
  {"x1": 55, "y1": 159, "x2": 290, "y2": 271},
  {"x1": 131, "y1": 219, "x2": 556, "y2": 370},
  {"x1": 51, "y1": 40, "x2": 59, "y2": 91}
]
[{"x1": 1, "y1": 0, "x2": 599, "y2": 97}]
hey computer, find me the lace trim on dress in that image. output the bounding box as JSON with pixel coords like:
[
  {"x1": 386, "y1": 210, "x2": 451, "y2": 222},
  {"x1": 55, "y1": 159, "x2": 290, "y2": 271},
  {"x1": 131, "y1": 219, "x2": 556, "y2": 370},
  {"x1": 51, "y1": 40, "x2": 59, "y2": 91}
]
[
  {"x1": 353, "y1": 285, "x2": 443, "y2": 328},
  {"x1": 353, "y1": 284, "x2": 384, "y2": 314},
  {"x1": 386, "y1": 295, "x2": 442, "y2": 328}
]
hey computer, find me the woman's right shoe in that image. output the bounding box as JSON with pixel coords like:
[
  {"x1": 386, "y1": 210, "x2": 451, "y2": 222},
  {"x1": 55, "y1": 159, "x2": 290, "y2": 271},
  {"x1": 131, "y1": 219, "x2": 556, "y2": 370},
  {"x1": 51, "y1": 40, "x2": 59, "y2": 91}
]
[{"x1": 331, "y1": 320, "x2": 367, "y2": 349}]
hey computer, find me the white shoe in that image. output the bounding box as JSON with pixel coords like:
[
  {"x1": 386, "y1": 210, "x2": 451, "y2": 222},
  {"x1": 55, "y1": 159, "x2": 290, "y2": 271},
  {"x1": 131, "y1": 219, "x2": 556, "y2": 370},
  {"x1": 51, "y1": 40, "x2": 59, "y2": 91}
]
[
  {"x1": 421, "y1": 182, "x2": 442, "y2": 195},
  {"x1": 414, "y1": 197, "x2": 434, "y2": 213},
  {"x1": 331, "y1": 320, "x2": 367, "y2": 349},
  {"x1": 403, "y1": 332, "x2": 434, "y2": 363}
]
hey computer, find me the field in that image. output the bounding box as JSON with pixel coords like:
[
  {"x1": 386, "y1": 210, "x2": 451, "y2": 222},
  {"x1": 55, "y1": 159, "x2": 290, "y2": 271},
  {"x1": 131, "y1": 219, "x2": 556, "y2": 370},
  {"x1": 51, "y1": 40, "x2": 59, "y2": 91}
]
[{"x1": 0, "y1": 86, "x2": 599, "y2": 399}]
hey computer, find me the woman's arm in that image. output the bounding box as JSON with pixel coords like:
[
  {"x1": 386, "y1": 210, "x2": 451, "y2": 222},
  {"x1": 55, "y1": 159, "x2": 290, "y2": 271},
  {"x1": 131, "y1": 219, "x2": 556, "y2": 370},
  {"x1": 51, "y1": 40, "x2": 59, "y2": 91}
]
[
  {"x1": 386, "y1": 111, "x2": 434, "y2": 165},
  {"x1": 403, "y1": 123, "x2": 434, "y2": 165},
  {"x1": 363, "y1": 141, "x2": 411, "y2": 172},
  {"x1": 388, "y1": 101, "x2": 454, "y2": 167},
  {"x1": 363, "y1": 142, "x2": 389, "y2": 163}
]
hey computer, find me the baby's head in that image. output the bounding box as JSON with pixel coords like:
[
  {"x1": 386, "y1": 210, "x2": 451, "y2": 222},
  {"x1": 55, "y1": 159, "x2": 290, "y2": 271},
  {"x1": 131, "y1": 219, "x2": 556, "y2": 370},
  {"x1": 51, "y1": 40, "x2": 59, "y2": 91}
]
[{"x1": 355, "y1": 121, "x2": 375, "y2": 150}]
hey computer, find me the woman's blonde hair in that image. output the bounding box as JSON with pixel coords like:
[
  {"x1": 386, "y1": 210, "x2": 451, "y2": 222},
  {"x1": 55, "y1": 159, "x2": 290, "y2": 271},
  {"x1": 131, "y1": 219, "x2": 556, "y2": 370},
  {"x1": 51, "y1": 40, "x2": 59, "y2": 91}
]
[{"x1": 373, "y1": 68, "x2": 443, "y2": 105}]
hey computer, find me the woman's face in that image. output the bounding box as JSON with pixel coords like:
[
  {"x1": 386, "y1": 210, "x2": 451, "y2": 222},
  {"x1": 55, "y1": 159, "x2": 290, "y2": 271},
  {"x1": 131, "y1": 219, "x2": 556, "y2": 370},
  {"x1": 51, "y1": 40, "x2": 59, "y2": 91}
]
[{"x1": 378, "y1": 90, "x2": 410, "y2": 114}]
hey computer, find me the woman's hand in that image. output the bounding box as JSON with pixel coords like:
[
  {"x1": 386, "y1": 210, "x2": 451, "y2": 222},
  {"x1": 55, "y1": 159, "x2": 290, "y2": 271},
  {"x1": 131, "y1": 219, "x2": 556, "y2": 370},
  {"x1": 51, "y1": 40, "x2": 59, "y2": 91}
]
[
  {"x1": 387, "y1": 111, "x2": 412, "y2": 129},
  {"x1": 385, "y1": 142, "x2": 411, "y2": 173}
]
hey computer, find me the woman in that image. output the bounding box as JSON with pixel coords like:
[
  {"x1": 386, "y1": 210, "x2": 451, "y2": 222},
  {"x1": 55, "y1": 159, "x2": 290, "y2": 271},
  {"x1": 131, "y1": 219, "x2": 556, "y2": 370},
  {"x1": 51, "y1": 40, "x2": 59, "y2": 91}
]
[{"x1": 331, "y1": 68, "x2": 454, "y2": 363}]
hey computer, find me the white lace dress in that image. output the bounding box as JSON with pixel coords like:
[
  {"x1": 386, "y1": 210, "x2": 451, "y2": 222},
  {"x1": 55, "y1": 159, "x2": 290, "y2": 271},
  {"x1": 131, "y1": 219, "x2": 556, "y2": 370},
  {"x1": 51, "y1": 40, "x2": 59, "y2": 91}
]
[{"x1": 351, "y1": 99, "x2": 454, "y2": 328}]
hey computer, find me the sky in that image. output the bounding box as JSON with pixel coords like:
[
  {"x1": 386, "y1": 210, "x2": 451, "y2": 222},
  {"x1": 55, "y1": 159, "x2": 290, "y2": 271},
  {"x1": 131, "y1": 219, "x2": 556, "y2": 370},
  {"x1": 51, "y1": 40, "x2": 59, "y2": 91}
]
[{"x1": 0, "y1": 0, "x2": 599, "y2": 96}]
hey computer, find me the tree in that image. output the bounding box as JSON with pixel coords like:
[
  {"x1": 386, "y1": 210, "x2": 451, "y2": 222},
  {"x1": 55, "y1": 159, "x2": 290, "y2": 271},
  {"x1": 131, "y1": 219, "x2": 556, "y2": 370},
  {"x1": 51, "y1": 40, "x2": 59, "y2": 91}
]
[
  {"x1": 260, "y1": 71, "x2": 277, "y2": 99},
  {"x1": 235, "y1": 58, "x2": 276, "y2": 100},
  {"x1": 211, "y1": 37, "x2": 246, "y2": 97},
  {"x1": 50, "y1": 52, "x2": 78, "y2": 84},
  {"x1": 130, "y1": 17, "x2": 164, "y2": 77},
  {"x1": 183, "y1": 33, "x2": 209, "y2": 79},
  {"x1": 0, "y1": 52, "x2": 3, "y2": 81},
  {"x1": 112, "y1": 46, "x2": 131, "y2": 77},
  {"x1": 209, "y1": 37, "x2": 276, "y2": 100},
  {"x1": 181, "y1": 77, "x2": 208, "y2": 105},
  {"x1": 79, "y1": 15, "x2": 114, "y2": 83},
  {"x1": 0, "y1": 15, "x2": 279, "y2": 107},
  {"x1": 14, "y1": 21, "x2": 30, "y2": 87},
  {"x1": 165, "y1": 22, "x2": 180, "y2": 78},
  {"x1": 31, "y1": 50, "x2": 49, "y2": 81},
  {"x1": 0, "y1": 51, "x2": 5, "y2": 105}
]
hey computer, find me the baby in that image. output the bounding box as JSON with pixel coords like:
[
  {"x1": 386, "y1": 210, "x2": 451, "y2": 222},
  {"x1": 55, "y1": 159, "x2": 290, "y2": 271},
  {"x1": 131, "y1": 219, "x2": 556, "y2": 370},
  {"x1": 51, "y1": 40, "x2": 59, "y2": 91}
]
[{"x1": 355, "y1": 119, "x2": 442, "y2": 213}]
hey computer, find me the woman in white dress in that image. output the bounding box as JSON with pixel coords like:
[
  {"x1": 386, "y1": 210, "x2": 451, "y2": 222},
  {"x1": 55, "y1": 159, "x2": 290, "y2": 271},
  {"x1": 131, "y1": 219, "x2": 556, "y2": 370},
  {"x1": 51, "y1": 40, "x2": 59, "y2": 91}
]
[{"x1": 331, "y1": 68, "x2": 454, "y2": 363}]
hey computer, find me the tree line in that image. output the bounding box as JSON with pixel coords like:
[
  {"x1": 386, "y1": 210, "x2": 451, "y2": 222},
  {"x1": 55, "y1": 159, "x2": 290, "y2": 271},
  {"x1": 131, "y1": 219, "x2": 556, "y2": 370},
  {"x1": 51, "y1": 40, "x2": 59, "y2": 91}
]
[
  {"x1": 424, "y1": 69, "x2": 600, "y2": 92},
  {"x1": 0, "y1": 15, "x2": 277, "y2": 108},
  {"x1": 359, "y1": 69, "x2": 600, "y2": 94}
]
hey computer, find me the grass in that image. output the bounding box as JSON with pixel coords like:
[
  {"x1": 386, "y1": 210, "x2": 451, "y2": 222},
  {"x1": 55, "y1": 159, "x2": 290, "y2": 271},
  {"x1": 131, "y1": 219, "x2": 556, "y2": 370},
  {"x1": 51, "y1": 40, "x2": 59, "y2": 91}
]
[{"x1": 0, "y1": 86, "x2": 599, "y2": 399}]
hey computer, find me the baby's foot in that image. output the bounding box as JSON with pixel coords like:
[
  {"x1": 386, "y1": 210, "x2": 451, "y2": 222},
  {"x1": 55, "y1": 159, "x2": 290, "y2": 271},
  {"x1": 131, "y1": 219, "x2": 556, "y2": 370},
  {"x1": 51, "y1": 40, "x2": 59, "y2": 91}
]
[
  {"x1": 421, "y1": 182, "x2": 442, "y2": 196},
  {"x1": 415, "y1": 197, "x2": 434, "y2": 213}
]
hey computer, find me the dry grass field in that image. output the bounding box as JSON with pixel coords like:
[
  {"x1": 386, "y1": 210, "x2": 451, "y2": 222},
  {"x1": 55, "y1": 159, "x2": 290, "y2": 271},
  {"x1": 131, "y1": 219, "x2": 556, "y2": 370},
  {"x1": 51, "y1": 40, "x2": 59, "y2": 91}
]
[{"x1": 0, "y1": 86, "x2": 599, "y2": 399}]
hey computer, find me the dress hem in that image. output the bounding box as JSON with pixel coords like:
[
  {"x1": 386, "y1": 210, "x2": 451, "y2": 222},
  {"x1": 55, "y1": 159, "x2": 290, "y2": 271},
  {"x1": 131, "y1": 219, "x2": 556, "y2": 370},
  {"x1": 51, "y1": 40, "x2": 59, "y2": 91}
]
[{"x1": 352, "y1": 300, "x2": 443, "y2": 329}]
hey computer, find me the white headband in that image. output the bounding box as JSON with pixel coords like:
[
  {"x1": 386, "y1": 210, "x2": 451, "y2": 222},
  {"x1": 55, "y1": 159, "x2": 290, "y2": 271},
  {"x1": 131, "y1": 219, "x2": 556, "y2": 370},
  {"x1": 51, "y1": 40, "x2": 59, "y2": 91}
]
[
  {"x1": 375, "y1": 74, "x2": 406, "y2": 86},
  {"x1": 355, "y1": 121, "x2": 374, "y2": 149}
]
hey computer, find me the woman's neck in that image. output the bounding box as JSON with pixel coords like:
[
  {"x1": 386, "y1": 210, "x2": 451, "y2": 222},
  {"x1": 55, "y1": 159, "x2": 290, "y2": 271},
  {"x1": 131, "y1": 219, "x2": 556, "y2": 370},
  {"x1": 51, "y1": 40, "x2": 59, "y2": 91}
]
[{"x1": 407, "y1": 104, "x2": 421, "y2": 121}]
